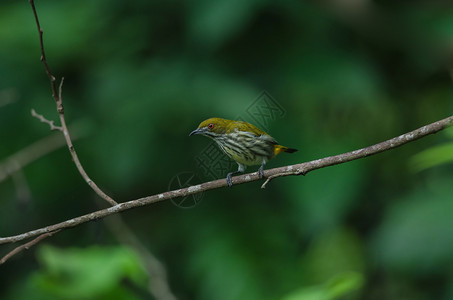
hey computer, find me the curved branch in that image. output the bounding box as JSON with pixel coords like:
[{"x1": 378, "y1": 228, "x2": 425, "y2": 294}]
[
  {"x1": 29, "y1": 0, "x2": 117, "y2": 207},
  {"x1": 17, "y1": 8, "x2": 178, "y2": 300},
  {"x1": 1, "y1": 114, "x2": 452, "y2": 245},
  {"x1": 0, "y1": 230, "x2": 60, "y2": 264}
]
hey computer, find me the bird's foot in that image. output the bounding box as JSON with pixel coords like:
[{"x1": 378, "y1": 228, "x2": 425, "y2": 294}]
[
  {"x1": 258, "y1": 165, "x2": 264, "y2": 178},
  {"x1": 226, "y1": 172, "x2": 233, "y2": 187}
]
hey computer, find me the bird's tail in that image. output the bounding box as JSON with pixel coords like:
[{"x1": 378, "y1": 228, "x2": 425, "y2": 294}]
[{"x1": 274, "y1": 145, "x2": 298, "y2": 156}]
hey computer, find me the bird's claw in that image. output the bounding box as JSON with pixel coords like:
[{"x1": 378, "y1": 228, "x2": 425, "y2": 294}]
[
  {"x1": 258, "y1": 165, "x2": 264, "y2": 178},
  {"x1": 226, "y1": 173, "x2": 233, "y2": 187}
]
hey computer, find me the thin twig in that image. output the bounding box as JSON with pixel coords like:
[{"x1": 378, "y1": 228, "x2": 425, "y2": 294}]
[
  {"x1": 261, "y1": 173, "x2": 285, "y2": 188},
  {"x1": 57, "y1": 79, "x2": 117, "y2": 206},
  {"x1": 0, "y1": 230, "x2": 61, "y2": 264},
  {"x1": 31, "y1": 109, "x2": 63, "y2": 131},
  {"x1": 28, "y1": 0, "x2": 56, "y2": 95},
  {"x1": 1, "y1": 114, "x2": 452, "y2": 246},
  {"x1": 29, "y1": 0, "x2": 117, "y2": 207}
]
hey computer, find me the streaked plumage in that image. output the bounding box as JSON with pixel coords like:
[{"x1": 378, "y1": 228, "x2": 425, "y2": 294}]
[{"x1": 190, "y1": 117, "x2": 297, "y2": 186}]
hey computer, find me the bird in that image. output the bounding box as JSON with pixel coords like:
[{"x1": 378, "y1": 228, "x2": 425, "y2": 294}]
[{"x1": 189, "y1": 117, "x2": 297, "y2": 187}]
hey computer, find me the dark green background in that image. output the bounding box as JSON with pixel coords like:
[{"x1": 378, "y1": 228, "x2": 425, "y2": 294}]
[{"x1": 1, "y1": 0, "x2": 453, "y2": 299}]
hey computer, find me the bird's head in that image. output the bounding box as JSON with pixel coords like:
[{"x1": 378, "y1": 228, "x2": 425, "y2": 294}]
[{"x1": 189, "y1": 117, "x2": 229, "y2": 137}]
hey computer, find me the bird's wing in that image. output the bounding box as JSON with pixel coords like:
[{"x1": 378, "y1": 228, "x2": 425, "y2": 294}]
[
  {"x1": 231, "y1": 122, "x2": 278, "y2": 144},
  {"x1": 258, "y1": 134, "x2": 278, "y2": 144}
]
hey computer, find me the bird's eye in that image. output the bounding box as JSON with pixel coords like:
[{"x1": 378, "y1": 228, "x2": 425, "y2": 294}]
[{"x1": 208, "y1": 123, "x2": 214, "y2": 129}]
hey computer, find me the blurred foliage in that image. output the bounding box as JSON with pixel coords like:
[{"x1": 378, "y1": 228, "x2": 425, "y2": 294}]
[
  {"x1": 410, "y1": 127, "x2": 453, "y2": 172},
  {"x1": 1, "y1": 0, "x2": 453, "y2": 299},
  {"x1": 5, "y1": 245, "x2": 147, "y2": 300},
  {"x1": 282, "y1": 272, "x2": 364, "y2": 300},
  {"x1": 372, "y1": 178, "x2": 453, "y2": 273}
]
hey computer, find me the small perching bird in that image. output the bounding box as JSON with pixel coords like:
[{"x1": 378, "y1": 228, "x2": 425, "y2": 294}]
[{"x1": 190, "y1": 117, "x2": 297, "y2": 187}]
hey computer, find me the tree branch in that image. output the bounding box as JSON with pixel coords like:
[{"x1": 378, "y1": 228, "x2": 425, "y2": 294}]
[
  {"x1": 0, "y1": 0, "x2": 120, "y2": 265},
  {"x1": 0, "y1": 230, "x2": 61, "y2": 264},
  {"x1": 15, "y1": 8, "x2": 178, "y2": 300},
  {"x1": 28, "y1": 0, "x2": 117, "y2": 207},
  {"x1": 1, "y1": 114, "x2": 452, "y2": 245},
  {"x1": 262, "y1": 115, "x2": 453, "y2": 187}
]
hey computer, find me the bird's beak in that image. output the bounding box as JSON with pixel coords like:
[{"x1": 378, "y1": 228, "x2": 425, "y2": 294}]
[{"x1": 189, "y1": 128, "x2": 203, "y2": 136}]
